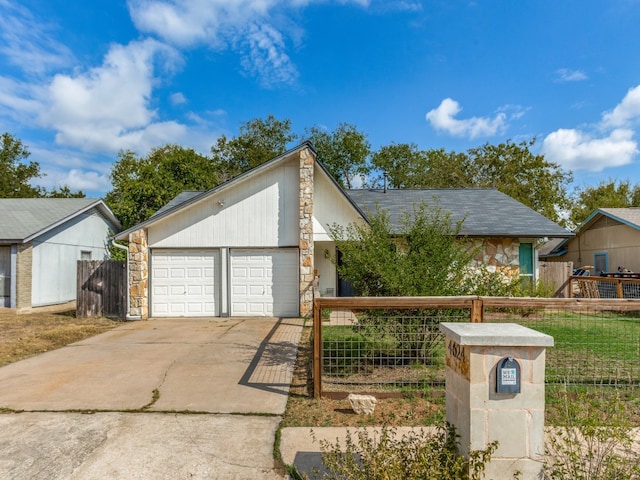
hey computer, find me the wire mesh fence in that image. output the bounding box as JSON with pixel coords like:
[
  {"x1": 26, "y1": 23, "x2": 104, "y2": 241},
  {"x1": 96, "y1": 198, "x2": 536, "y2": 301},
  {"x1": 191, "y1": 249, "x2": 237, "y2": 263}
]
[
  {"x1": 313, "y1": 297, "x2": 640, "y2": 398},
  {"x1": 571, "y1": 276, "x2": 640, "y2": 299}
]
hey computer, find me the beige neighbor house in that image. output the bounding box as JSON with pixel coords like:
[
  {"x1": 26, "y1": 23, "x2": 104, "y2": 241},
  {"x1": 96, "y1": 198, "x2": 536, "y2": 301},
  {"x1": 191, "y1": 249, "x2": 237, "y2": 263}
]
[
  {"x1": 0, "y1": 198, "x2": 121, "y2": 311},
  {"x1": 541, "y1": 208, "x2": 640, "y2": 275},
  {"x1": 115, "y1": 142, "x2": 572, "y2": 319}
]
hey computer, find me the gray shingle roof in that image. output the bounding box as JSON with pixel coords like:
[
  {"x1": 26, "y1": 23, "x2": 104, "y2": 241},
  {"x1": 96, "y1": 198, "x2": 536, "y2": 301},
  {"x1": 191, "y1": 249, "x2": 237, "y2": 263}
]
[
  {"x1": 0, "y1": 198, "x2": 119, "y2": 242},
  {"x1": 346, "y1": 189, "x2": 571, "y2": 238},
  {"x1": 150, "y1": 191, "x2": 202, "y2": 218}
]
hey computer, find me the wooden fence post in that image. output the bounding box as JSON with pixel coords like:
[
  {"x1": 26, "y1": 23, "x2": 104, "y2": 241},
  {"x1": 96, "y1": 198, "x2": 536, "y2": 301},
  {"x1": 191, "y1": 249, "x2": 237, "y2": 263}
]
[
  {"x1": 471, "y1": 298, "x2": 484, "y2": 323},
  {"x1": 313, "y1": 299, "x2": 322, "y2": 399}
]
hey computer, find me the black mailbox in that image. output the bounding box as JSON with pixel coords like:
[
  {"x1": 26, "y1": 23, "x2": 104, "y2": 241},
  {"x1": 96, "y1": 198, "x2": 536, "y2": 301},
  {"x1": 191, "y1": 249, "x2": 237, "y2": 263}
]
[{"x1": 496, "y1": 356, "x2": 521, "y2": 394}]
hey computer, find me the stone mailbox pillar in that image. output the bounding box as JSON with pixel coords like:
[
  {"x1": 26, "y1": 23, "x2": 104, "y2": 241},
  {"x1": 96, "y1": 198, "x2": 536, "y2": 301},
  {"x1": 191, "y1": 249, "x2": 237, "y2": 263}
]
[{"x1": 440, "y1": 322, "x2": 554, "y2": 480}]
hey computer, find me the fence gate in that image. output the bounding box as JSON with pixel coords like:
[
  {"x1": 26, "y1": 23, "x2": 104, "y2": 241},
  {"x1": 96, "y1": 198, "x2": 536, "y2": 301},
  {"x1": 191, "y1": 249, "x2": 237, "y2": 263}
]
[
  {"x1": 77, "y1": 260, "x2": 127, "y2": 318},
  {"x1": 539, "y1": 261, "x2": 573, "y2": 297}
]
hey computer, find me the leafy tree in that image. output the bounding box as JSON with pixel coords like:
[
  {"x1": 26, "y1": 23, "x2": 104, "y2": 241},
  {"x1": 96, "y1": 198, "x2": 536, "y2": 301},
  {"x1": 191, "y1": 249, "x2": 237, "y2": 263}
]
[
  {"x1": 47, "y1": 186, "x2": 85, "y2": 198},
  {"x1": 0, "y1": 132, "x2": 44, "y2": 197},
  {"x1": 371, "y1": 139, "x2": 572, "y2": 225},
  {"x1": 211, "y1": 115, "x2": 298, "y2": 181},
  {"x1": 306, "y1": 122, "x2": 371, "y2": 189},
  {"x1": 464, "y1": 139, "x2": 572, "y2": 225},
  {"x1": 106, "y1": 145, "x2": 218, "y2": 229},
  {"x1": 569, "y1": 179, "x2": 640, "y2": 228},
  {"x1": 371, "y1": 144, "x2": 471, "y2": 189}
]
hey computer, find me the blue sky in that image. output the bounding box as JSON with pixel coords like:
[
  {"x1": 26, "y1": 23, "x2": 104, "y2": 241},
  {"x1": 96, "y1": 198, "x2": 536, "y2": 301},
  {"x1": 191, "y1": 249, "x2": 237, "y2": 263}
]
[{"x1": 1, "y1": 0, "x2": 640, "y2": 198}]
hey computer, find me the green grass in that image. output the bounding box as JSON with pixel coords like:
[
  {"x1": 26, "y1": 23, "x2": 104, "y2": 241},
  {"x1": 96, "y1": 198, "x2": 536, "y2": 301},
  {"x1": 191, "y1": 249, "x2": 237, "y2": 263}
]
[
  {"x1": 495, "y1": 311, "x2": 640, "y2": 385},
  {"x1": 322, "y1": 311, "x2": 640, "y2": 388}
]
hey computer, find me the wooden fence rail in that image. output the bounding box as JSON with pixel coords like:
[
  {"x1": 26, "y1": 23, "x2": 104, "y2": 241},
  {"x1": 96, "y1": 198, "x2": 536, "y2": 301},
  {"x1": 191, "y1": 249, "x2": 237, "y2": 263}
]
[{"x1": 77, "y1": 260, "x2": 127, "y2": 318}]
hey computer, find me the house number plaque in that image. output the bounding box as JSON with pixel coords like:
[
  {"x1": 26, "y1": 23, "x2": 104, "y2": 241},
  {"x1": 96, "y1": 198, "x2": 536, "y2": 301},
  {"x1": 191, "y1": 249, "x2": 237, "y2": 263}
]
[{"x1": 446, "y1": 339, "x2": 470, "y2": 380}]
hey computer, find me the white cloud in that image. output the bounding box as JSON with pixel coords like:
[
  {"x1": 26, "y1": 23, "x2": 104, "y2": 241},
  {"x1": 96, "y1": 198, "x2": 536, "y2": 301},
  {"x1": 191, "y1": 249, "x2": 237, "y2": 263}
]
[
  {"x1": 426, "y1": 98, "x2": 507, "y2": 139},
  {"x1": 601, "y1": 84, "x2": 640, "y2": 128},
  {"x1": 38, "y1": 39, "x2": 186, "y2": 152},
  {"x1": 170, "y1": 92, "x2": 187, "y2": 105},
  {"x1": 0, "y1": 1, "x2": 74, "y2": 75},
  {"x1": 542, "y1": 128, "x2": 638, "y2": 171},
  {"x1": 127, "y1": 0, "x2": 369, "y2": 87},
  {"x1": 241, "y1": 22, "x2": 298, "y2": 87},
  {"x1": 542, "y1": 84, "x2": 640, "y2": 172},
  {"x1": 555, "y1": 68, "x2": 588, "y2": 82}
]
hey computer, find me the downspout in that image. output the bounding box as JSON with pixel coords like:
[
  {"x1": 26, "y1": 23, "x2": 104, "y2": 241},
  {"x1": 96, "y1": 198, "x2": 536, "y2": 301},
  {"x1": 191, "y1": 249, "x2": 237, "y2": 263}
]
[{"x1": 111, "y1": 241, "x2": 141, "y2": 321}]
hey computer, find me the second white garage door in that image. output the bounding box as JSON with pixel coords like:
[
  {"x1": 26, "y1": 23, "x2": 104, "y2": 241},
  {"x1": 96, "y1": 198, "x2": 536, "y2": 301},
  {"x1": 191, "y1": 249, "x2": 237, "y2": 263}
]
[{"x1": 230, "y1": 249, "x2": 299, "y2": 317}]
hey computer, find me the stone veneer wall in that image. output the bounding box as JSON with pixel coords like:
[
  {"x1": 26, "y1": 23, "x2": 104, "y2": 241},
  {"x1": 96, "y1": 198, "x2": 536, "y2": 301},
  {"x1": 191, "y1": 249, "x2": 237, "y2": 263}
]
[
  {"x1": 471, "y1": 237, "x2": 520, "y2": 273},
  {"x1": 299, "y1": 147, "x2": 315, "y2": 317},
  {"x1": 16, "y1": 243, "x2": 32, "y2": 311},
  {"x1": 128, "y1": 229, "x2": 148, "y2": 319}
]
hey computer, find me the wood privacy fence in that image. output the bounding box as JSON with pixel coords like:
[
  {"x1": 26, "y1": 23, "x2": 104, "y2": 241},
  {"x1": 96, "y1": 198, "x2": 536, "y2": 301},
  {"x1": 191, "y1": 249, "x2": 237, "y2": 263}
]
[
  {"x1": 77, "y1": 260, "x2": 127, "y2": 318},
  {"x1": 539, "y1": 261, "x2": 573, "y2": 297}
]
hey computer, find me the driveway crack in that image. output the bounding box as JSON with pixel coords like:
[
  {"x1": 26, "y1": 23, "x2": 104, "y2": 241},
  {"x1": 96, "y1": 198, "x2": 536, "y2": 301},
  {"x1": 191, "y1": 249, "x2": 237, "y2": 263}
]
[{"x1": 142, "y1": 359, "x2": 176, "y2": 410}]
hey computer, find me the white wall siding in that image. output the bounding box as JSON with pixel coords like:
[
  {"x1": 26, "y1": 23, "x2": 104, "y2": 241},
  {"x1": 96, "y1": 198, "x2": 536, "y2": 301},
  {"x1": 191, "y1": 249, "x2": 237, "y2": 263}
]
[
  {"x1": 313, "y1": 165, "x2": 364, "y2": 242},
  {"x1": 31, "y1": 210, "x2": 114, "y2": 307},
  {"x1": 149, "y1": 161, "x2": 299, "y2": 248}
]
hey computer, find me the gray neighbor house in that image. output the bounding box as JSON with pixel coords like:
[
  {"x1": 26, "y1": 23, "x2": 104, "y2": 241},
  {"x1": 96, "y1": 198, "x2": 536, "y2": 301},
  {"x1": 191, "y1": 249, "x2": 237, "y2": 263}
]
[
  {"x1": 0, "y1": 198, "x2": 121, "y2": 311},
  {"x1": 115, "y1": 142, "x2": 571, "y2": 319}
]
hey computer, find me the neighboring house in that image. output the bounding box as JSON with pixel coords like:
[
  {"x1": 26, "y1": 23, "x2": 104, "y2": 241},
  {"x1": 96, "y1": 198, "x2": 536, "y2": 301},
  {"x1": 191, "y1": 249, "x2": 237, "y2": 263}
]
[
  {"x1": 541, "y1": 208, "x2": 640, "y2": 275},
  {"x1": 0, "y1": 198, "x2": 121, "y2": 311},
  {"x1": 115, "y1": 142, "x2": 571, "y2": 319}
]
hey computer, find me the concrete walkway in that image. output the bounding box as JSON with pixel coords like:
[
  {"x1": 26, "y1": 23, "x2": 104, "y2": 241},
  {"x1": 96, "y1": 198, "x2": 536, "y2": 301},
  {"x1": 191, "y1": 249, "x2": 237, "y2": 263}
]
[{"x1": 0, "y1": 317, "x2": 303, "y2": 479}]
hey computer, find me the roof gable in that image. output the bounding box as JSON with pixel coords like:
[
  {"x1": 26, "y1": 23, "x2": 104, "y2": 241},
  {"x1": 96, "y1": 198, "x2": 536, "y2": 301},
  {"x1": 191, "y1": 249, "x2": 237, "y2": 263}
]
[
  {"x1": 584, "y1": 208, "x2": 640, "y2": 231},
  {"x1": 116, "y1": 141, "x2": 366, "y2": 240},
  {"x1": 346, "y1": 189, "x2": 571, "y2": 238},
  {"x1": 0, "y1": 198, "x2": 121, "y2": 243}
]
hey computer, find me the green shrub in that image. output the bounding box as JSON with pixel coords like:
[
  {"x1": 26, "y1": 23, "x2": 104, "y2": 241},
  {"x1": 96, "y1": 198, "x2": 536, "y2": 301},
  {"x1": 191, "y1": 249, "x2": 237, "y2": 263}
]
[
  {"x1": 304, "y1": 424, "x2": 498, "y2": 480},
  {"x1": 544, "y1": 388, "x2": 640, "y2": 480}
]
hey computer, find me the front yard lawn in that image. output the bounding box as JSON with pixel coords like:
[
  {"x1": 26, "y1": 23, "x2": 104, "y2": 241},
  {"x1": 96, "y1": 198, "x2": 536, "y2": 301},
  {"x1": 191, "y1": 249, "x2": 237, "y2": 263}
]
[{"x1": 0, "y1": 310, "x2": 121, "y2": 367}]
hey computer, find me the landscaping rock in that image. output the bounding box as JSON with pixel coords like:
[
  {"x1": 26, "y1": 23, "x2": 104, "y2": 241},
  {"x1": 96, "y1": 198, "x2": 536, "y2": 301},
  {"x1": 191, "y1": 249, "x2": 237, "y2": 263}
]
[{"x1": 348, "y1": 394, "x2": 377, "y2": 415}]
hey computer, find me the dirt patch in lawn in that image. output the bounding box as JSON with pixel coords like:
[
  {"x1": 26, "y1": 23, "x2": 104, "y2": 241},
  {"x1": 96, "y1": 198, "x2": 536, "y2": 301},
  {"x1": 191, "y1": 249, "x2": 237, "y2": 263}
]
[
  {"x1": 281, "y1": 326, "x2": 446, "y2": 428},
  {"x1": 0, "y1": 310, "x2": 122, "y2": 367}
]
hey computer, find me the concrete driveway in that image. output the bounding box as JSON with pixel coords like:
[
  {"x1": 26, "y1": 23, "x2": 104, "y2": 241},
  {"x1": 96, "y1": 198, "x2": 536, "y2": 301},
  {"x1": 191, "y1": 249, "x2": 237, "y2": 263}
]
[{"x1": 0, "y1": 317, "x2": 303, "y2": 479}]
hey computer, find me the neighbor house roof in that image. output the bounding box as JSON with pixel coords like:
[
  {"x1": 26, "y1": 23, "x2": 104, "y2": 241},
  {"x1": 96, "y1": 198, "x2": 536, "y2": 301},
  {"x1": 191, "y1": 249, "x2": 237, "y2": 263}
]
[
  {"x1": 593, "y1": 208, "x2": 640, "y2": 230},
  {"x1": 541, "y1": 207, "x2": 640, "y2": 258},
  {"x1": 0, "y1": 198, "x2": 121, "y2": 244},
  {"x1": 346, "y1": 189, "x2": 572, "y2": 238}
]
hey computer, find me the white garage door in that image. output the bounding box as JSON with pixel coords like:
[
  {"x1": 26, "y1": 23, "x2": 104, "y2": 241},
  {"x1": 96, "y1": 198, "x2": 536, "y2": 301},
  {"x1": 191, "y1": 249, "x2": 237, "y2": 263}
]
[
  {"x1": 151, "y1": 249, "x2": 218, "y2": 317},
  {"x1": 230, "y1": 249, "x2": 299, "y2": 317}
]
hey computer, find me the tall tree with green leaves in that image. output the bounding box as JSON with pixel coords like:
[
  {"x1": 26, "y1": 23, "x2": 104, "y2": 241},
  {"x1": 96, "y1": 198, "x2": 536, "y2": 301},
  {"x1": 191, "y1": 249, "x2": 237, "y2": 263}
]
[
  {"x1": 465, "y1": 139, "x2": 572, "y2": 225},
  {"x1": 371, "y1": 144, "x2": 472, "y2": 189},
  {"x1": 211, "y1": 115, "x2": 298, "y2": 182},
  {"x1": 372, "y1": 138, "x2": 572, "y2": 225},
  {"x1": 306, "y1": 122, "x2": 371, "y2": 189},
  {"x1": 106, "y1": 145, "x2": 218, "y2": 229},
  {"x1": 569, "y1": 179, "x2": 640, "y2": 228},
  {"x1": 0, "y1": 133, "x2": 44, "y2": 197},
  {"x1": 47, "y1": 186, "x2": 85, "y2": 198}
]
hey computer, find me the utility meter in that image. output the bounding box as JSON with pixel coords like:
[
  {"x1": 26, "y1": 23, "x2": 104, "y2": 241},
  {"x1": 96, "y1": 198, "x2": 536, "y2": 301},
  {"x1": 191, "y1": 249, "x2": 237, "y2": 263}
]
[{"x1": 496, "y1": 356, "x2": 521, "y2": 394}]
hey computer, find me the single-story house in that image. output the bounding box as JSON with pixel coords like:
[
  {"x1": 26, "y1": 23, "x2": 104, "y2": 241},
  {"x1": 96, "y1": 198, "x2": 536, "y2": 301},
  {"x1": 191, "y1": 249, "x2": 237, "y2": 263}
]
[
  {"x1": 0, "y1": 198, "x2": 121, "y2": 311},
  {"x1": 541, "y1": 208, "x2": 640, "y2": 275},
  {"x1": 115, "y1": 141, "x2": 571, "y2": 319}
]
